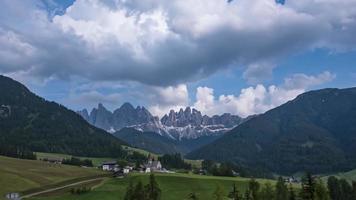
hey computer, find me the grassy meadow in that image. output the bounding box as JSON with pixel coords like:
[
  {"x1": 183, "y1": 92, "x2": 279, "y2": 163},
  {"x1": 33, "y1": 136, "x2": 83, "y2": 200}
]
[
  {"x1": 28, "y1": 173, "x2": 276, "y2": 200},
  {"x1": 36, "y1": 152, "x2": 114, "y2": 167},
  {"x1": 0, "y1": 156, "x2": 106, "y2": 200}
]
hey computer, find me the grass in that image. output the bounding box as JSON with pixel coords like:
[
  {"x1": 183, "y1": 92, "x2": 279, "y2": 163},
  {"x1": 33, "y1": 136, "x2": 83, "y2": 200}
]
[
  {"x1": 0, "y1": 156, "x2": 106, "y2": 200},
  {"x1": 123, "y1": 146, "x2": 203, "y2": 168},
  {"x1": 36, "y1": 152, "x2": 114, "y2": 167},
  {"x1": 28, "y1": 173, "x2": 277, "y2": 200},
  {"x1": 321, "y1": 168, "x2": 356, "y2": 183}
]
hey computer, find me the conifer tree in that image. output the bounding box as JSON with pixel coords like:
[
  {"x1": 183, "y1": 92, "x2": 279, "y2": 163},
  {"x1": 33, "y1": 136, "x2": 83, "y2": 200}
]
[
  {"x1": 351, "y1": 181, "x2": 356, "y2": 200},
  {"x1": 213, "y1": 184, "x2": 225, "y2": 200},
  {"x1": 289, "y1": 184, "x2": 297, "y2": 200},
  {"x1": 327, "y1": 176, "x2": 341, "y2": 200},
  {"x1": 228, "y1": 183, "x2": 241, "y2": 200},
  {"x1": 145, "y1": 174, "x2": 161, "y2": 200},
  {"x1": 132, "y1": 181, "x2": 146, "y2": 200},
  {"x1": 276, "y1": 177, "x2": 289, "y2": 200},
  {"x1": 187, "y1": 192, "x2": 199, "y2": 200},
  {"x1": 244, "y1": 189, "x2": 251, "y2": 200},
  {"x1": 339, "y1": 179, "x2": 352, "y2": 200},
  {"x1": 314, "y1": 179, "x2": 330, "y2": 200},
  {"x1": 259, "y1": 182, "x2": 274, "y2": 200},
  {"x1": 124, "y1": 181, "x2": 134, "y2": 200},
  {"x1": 300, "y1": 172, "x2": 316, "y2": 200},
  {"x1": 249, "y1": 178, "x2": 260, "y2": 200}
]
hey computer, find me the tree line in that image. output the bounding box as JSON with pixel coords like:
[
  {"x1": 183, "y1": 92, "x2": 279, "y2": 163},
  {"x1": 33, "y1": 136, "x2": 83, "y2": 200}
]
[
  {"x1": 196, "y1": 173, "x2": 356, "y2": 200},
  {"x1": 123, "y1": 173, "x2": 356, "y2": 200},
  {"x1": 0, "y1": 144, "x2": 37, "y2": 160},
  {"x1": 158, "y1": 153, "x2": 191, "y2": 170},
  {"x1": 124, "y1": 174, "x2": 161, "y2": 200},
  {"x1": 62, "y1": 157, "x2": 93, "y2": 167}
]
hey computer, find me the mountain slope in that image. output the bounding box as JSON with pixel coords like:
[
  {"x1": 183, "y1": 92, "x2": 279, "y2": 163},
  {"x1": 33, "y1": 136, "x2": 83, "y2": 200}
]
[
  {"x1": 0, "y1": 75, "x2": 127, "y2": 157},
  {"x1": 187, "y1": 88, "x2": 356, "y2": 174}
]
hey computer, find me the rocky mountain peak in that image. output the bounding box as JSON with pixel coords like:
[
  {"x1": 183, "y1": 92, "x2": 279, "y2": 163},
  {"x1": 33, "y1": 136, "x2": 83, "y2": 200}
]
[
  {"x1": 119, "y1": 102, "x2": 135, "y2": 111},
  {"x1": 78, "y1": 104, "x2": 244, "y2": 140}
]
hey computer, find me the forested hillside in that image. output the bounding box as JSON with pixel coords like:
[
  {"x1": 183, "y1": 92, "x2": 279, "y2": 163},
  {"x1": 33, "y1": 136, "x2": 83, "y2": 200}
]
[{"x1": 0, "y1": 75, "x2": 126, "y2": 158}]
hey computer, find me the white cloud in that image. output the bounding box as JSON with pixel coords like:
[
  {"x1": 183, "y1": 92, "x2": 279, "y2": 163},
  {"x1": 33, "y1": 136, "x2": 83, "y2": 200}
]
[
  {"x1": 147, "y1": 84, "x2": 189, "y2": 117},
  {"x1": 0, "y1": 0, "x2": 354, "y2": 85},
  {"x1": 194, "y1": 71, "x2": 335, "y2": 117},
  {"x1": 61, "y1": 90, "x2": 123, "y2": 111}
]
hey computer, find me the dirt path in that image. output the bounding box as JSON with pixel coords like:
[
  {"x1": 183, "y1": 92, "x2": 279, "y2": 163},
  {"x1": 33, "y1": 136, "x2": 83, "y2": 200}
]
[{"x1": 21, "y1": 177, "x2": 105, "y2": 199}]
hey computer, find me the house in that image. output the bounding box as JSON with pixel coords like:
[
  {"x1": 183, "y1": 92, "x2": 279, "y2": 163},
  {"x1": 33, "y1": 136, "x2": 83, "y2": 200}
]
[
  {"x1": 42, "y1": 157, "x2": 63, "y2": 164},
  {"x1": 5, "y1": 193, "x2": 20, "y2": 200},
  {"x1": 102, "y1": 161, "x2": 119, "y2": 171},
  {"x1": 144, "y1": 160, "x2": 162, "y2": 173},
  {"x1": 123, "y1": 166, "x2": 132, "y2": 174}
]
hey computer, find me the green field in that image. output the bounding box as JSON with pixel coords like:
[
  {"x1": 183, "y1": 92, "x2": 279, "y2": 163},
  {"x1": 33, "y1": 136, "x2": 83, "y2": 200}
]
[
  {"x1": 37, "y1": 148, "x2": 202, "y2": 168},
  {"x1": 123, "y1": 146, "x2": 202, "y2": 168},
  {"x1": 321, "y1": 168, "x2": 356, "y2": 183},
  {"x1": 0, "y1": 156, "x2": 106, "y2": 200},
  {"x1": 36, "y1": 152, "x2": 114, "y2": 167},
  {"x1": 28, "y1": 173, "x2": 276, "y2": 200}
]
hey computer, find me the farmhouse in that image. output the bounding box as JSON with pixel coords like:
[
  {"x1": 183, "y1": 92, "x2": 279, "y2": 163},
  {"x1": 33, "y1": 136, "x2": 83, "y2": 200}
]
[
  {"x1": 102, "y1": 161, "x2": 119, "y2": 171},
  {"x1": 5, "y1": 192, "x2": 20, "y2": 200},
  {"x1": 144, "y1": 160, "x2": 162, "y2": 173},
  {"x1": 42, "y1": 157, "x2": 63, "y2": 164}
]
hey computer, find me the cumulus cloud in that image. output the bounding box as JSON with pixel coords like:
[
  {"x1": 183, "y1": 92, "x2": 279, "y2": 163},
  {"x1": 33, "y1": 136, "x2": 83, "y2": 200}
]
[
  {"x1": 147, "y1": 84, "x2": 189, "y2": 117},
  {"x1": 62, "y1": 90, "x2": 123, "y2": 111},
  {"x1": 193, "y1": 71, "x2": 335, "y2": 117},
  {"x1": 0, "y1": 0, "x2": 355, "y2": 85}
]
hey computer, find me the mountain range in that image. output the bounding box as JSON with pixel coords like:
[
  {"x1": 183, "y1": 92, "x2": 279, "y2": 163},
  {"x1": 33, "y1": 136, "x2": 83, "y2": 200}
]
[
  {"x1": 78, "y1": 104, "x2": 243, "y2": 140},
  {"x1": 0, "y1": 75, "x2": 126, "y2": 158},
  {"x1": 77, "y1": 103, "x2": 244, "y2": 154},
  {"x1": 187, "y1": 87, "x2": 356, "y2": 174}
]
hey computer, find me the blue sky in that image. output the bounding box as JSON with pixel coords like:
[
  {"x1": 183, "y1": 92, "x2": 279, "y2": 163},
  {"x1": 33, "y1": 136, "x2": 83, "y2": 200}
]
[{"x1": 1, "y1": 0, "x2": 356, "y2": 117}]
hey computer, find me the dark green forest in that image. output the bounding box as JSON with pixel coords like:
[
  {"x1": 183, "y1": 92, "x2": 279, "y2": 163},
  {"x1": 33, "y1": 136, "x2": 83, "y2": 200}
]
[{"x1": 0, "y1": 75, "x2": 127, "y2": 158}]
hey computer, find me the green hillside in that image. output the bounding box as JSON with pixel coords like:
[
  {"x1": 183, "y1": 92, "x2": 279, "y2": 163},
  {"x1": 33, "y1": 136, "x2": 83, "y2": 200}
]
[
  {"x1": 29, "y1": 173, "x2": 276, "y2": 200},
  {"x1": 0, "y1": 75, "x2": 126, "y2": 158},
  {"x1": 188, "y1": 88, "x2": 356, "y2": 175},
  {"x1": 0, "y1": 156, "x2": 106, "y2": 200}
]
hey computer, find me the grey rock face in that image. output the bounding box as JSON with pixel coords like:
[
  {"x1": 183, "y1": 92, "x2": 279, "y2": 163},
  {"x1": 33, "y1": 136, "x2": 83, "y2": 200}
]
[
  {"x1": 161, "y1": 107, "x2": 241, "y2": 128},
  {"x1": 78, "y1": 103, "x2": 243, "y2": 140}
]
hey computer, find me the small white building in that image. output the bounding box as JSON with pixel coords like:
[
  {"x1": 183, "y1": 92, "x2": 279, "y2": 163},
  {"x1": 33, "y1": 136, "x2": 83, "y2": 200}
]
[
  {"x1": 123, "y1": 168, "x2": 130, "y2": 174},
  {"x1": 5, "y1": 193, "x2": 20, "y2": 200},
  {"x1": 144, "y1": 160, "x2": 162, "y2": 173},
  {"x1": 102, "y1": 161, "x2": 119, "y2": 171}
]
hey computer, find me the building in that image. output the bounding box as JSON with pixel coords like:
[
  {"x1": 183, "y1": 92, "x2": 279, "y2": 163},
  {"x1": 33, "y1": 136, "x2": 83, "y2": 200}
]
[
  {"x1": 144, "y1": 160, "x2": 162, "y2": 173},
  {"x1": 5, "y1": 193, "x2": 20, "y2": 200},
  {"x1": 102, "y1": 161, "x2": 119, "y2": 171},
  {"x1": 42, "y1": 157, "x2": 63, "y2": 164}
]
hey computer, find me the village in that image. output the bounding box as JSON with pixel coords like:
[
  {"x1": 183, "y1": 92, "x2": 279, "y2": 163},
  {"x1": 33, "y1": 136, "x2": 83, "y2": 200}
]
[{"x1": 101, "y1": 158, "x2": 175, "y2": 177}]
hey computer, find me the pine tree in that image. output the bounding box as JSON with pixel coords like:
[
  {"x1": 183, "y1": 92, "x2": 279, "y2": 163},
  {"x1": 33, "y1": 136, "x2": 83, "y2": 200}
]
[
  {"x1": 289, "y1": 184, "x2": 297, "y2": 200},
  {"x1": 228, "y1": 183, "x2": 241, "y2": 200},
  {"x1": 351, "y1": 181, "x2": 356, "y2": 200},
  {"x1": 327, "y1": 176, "x2": 341, "y2": 200},
  {"x1": 132, "y1": 181, "x2": 146, "y2": 200},
  {"x1": 187, "y1": 192, "x2": 199, "y2": 200},
  {"x1": 276, "y1": 177, "x2": 289, "y2": 200},
  {"x1": 300, "y1": 172, "x2": 316, "y2": 200},
  {"x1": 145, "y1": 174, "x2": 161, "y2": 200},
  {"x1": 339, "y1": 179, "x2": 352, "y2": 200},
  {"x1": 259, "y1": 182, "x2": 274, "y2": 200},
  {"x1": 124, "y1": 181, "x2": 134, "y2": 200},
  {"x1": 249, "y1": 178, "x2": 260, "y2": 200},
  {"x1": 244, "y1": 189, "x2": 251, "y2": 200},
  {"x1": 213, "y1": 184, "x2": 225, "y2": 200},
  {"x1": 314, "y1": 179, "x2": 330, "y2": 200}
]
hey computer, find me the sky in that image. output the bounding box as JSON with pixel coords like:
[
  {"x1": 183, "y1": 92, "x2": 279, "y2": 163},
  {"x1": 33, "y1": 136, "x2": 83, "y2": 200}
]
[{"x1": 0, "y1": 0, "x2": 356, "y2": 118}]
